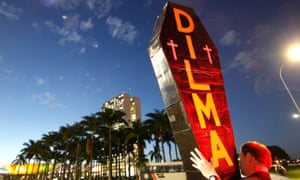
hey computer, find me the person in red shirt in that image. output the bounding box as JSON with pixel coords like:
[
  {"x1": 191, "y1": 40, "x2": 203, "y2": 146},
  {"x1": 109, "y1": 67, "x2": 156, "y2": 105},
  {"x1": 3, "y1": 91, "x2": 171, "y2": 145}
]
[{"x1": 190, "y1": 141, "x2": 272, "y2": 180}]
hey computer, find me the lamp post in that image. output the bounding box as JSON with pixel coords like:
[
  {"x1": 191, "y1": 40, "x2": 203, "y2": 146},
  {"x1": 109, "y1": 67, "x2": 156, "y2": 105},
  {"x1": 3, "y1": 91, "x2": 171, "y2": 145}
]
[
  {"x1": 279, "y1": 64, "x2": 300, "y2": 113},
  {"x1": 279, "y1": 44, "x2": 300, "y2": 114}
]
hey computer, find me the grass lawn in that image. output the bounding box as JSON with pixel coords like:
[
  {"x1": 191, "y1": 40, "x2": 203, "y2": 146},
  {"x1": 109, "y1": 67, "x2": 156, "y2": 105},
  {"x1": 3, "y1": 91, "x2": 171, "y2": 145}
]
[{"x1": 286, "y1": 165, "x2": 300, "y2": 180}]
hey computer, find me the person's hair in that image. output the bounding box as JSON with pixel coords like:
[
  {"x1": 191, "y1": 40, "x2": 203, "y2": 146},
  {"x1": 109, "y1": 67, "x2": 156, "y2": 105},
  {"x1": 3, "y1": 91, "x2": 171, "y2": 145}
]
[{"x1": 241, "y1": 141, "x2": 272, "y2": 169}]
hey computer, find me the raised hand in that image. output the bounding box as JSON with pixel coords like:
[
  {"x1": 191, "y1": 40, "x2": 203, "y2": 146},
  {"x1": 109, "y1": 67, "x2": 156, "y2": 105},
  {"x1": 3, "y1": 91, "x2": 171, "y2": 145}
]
[{"x1": 190, "y1": 147, "x2": 219, "y2": 179}]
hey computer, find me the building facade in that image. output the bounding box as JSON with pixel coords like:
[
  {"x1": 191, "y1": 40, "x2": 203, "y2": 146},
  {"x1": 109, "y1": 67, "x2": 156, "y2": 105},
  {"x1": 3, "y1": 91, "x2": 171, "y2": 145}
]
[{"x1": 102, "y1": 92, "x2": 141, "y2": 128}]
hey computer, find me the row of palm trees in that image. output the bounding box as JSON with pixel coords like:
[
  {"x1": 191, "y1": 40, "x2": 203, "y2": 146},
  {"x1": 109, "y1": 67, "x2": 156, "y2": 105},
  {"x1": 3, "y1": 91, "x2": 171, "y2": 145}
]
[{"x1": 11, "y1": 108, "x2": 180, "y2": 180}]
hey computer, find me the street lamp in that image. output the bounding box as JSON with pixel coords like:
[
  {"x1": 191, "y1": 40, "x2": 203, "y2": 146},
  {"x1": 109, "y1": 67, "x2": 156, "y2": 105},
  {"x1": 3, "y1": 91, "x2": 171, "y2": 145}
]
[
  {"x1": 279, "y1": 44, "x2": 300, "y2": 113},
  {"x1": 292, "y1": 113, "x2": 300, "y2": 119},
  {"x1": 279, "y1": 64, "x2": 300, "y2": 112},
  {"x1": 287, "y1": 45, "x2": 300, "y2": 61}
]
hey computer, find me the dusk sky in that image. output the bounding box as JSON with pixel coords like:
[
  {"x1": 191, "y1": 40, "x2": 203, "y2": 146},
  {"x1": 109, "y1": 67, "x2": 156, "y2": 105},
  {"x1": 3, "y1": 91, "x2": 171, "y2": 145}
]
[{"x1": 1, "y1": 0, "x2": 300, "y2": 166}]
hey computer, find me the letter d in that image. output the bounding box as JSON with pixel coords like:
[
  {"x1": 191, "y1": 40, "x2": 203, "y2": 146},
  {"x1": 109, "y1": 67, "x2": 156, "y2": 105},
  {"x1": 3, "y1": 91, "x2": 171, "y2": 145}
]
[{"x1": 173, "y1": 8, "x2": 195, "y2": 33}]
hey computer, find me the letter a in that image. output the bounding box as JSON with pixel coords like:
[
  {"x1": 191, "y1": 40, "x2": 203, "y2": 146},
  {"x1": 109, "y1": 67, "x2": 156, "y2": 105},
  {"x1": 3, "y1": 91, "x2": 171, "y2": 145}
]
[
  {"x1": 210, "y1": 130, "x2": 233, "y2": 168},
  {"x1": 173, "y1": 8, "x2": 195, "y2": 33}
]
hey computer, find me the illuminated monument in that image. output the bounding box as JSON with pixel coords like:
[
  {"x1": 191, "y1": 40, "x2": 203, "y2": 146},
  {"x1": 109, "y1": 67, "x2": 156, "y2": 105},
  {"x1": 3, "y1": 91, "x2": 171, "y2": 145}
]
[{"x1": 148, "y1": 2, "x2": 240, "y2": 180}]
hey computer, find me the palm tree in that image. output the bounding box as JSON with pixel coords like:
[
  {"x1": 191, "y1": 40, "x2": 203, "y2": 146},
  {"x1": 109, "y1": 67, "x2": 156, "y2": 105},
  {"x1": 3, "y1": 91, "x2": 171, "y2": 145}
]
[
  {"x1": 162, "y1": 124, "x2": 177, "y2": 161},
  {"x1": 144, "y1": 109, "x2": 170, "y2": 162},
  {"x1": 97, "y1": 108, "x2": 127, "y2": 180},
  {"x1": 80, "y1": 113, "x2": 101, "y2": 180},
  {"x1": 41, "y1": 131, "x2": 63, "y2": 179},
  {"x1": 40, "y1": 133, "x2": 54, "y2": 179},
  {"x1": 32, "y1": 140, "x2": 45, "y2": 179},
  {"x1": 11, "y1": 154, "x2": 26, "y2": 177},
  {"x1": 148, "y1": 148, "x2": 161, "y2": 163},
  {"x1": 20, "y1": 139, "x2": 38, "y2": 179},
  {"x1": 58, "y1": 124, "x2": 74, "y2": 179},
  {"x1": 125, "y1": 120, "x2": 149, "y2": 180},
  {"x1": 170, "y1": 135, "x2": 181, "y2": 161},
  {"x1": 13, "y1": 107, "x2": 177, "y2": 180},
  {"x1": 69, "y1": 121, "x2": 87, "y2": 179}
]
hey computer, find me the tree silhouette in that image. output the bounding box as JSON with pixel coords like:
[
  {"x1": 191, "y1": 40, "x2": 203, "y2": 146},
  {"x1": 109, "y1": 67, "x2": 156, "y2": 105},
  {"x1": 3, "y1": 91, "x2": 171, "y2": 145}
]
[
  {"x1": 267, "y1": 145, "x2": 291, "y2": 160},
  {"x1": 12, "y1": 108, "x2": 180, "y2": 179}
]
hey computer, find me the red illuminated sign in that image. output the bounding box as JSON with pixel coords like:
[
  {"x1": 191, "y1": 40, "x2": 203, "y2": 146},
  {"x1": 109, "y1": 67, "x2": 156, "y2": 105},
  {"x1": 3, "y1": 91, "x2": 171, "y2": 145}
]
[{"x1": 149, "y1": 2, "x2": 240, "y2": 180}]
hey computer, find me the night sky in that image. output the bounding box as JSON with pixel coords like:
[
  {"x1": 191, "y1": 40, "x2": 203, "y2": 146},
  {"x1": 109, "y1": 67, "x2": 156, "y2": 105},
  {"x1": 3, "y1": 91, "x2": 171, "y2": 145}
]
[{"x1": 1, "y1": 0, "x2": 300, "y2": 166}]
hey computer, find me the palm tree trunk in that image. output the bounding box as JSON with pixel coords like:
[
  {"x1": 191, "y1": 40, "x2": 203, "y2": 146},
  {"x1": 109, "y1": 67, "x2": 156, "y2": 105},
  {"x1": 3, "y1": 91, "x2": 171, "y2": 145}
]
[
  {"x1": 128, "y1": 152, "x2": 131, "y2": 178},
  {"x1": 51, "y1": 159, "x2": 57, "y2": 179},
  {"x1": 75, "y1": 142, "x2": 80, "y2": 180},
  {"x1": 42, "y1": 162, "x2": 49, "y2": 180},
  {"x1": 31, "y1": 160, "x2": 36, "y2": 180},
  {"x1": 25, "y1": 159, "x2": 30, "y2": 180},
  {"x1": 118, "y1": 144, "x2": 121, "y2": 180},
  {"x1": 155, "y1": 139, "x2": 161, "y2": 162},
  {"x1": 174, "y1": 144, "x2": 180, "y2": 160},
  {"x1": 36, "y1": 160, "x2": 41, "y2": 179},
  {"x1": 87, "y1": 134, "x2": 94, "y2": 180},
  {"x1": 168, "y1": 142, "x2": 172, "y2": 161},
  {"x1": 160, "y1": 141, "x2": 166, "y2": 162},
  {"x1": 137, "y1": 137, "x2": 143, "y2": 180},
  {"x1": 108, "y1": 126, "x2": 112, "y2": 180},
  {"x1": 114, "y1": 155, "x2": 118, "y2": 178},
  {"x1": 62, "y1": 143, "x2": 69, "y2": 180}
]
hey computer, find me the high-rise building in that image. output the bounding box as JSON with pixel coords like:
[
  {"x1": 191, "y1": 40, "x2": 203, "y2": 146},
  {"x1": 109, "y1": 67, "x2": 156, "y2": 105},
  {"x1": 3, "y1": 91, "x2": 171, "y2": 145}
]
[{"x1": 102, "y1": 92, "x2": 141, "y2": 128}]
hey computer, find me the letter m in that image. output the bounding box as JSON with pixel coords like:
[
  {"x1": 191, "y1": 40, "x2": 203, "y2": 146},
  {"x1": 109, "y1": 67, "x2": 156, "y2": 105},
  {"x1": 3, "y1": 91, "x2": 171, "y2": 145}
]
[{"x1": 192, "y1": 93, "x2": 221, "y2": 129}]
